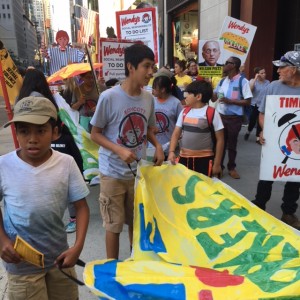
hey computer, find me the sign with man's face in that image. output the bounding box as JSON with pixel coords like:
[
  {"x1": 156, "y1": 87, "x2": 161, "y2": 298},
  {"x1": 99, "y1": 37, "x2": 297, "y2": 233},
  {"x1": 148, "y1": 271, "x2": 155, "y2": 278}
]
[{"x1": 198, "y1": 40, "x2": 224, "y2": 77}]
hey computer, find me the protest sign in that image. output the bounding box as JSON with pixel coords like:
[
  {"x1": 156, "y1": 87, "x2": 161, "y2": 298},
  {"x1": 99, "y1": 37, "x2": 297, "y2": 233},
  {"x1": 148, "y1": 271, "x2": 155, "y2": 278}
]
[
  {"x1": 0, "y1": 46, "x2": 23, "y2": 104},
  {"x1": 260, "y1": 95, "x2": 300, "y2": 181},
  {"x1": 100, "y1": 38, "x2": 138, "y2": 82},
  {"x1": 116, "y1": 7, "x2": 159, "y2": 62},
  {"x1": 198, "y1": 40, "x2": 224, "y2": 77},
  {"x1": 219, "y1": 16, "x2": 257, "y2": 64}
]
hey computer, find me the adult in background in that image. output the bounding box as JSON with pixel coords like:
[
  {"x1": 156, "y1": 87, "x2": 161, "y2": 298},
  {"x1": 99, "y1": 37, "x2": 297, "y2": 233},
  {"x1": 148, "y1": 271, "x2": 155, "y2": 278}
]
[
  {"x1": 71, "y1": 71, "x2": 105, "y2": 132},
  {"x1": 244, "y1": 67, "x2": 270, "y2": 144},
  {"x1": 186, "y1": 58, "x2": 204, "y2": 82},
  {"x1": 212, "y1": 56, "x2": 252, "y2": 179},
  {"x1": 199, "y1": 40, "x2": 222, "y2": 67},
  {"x1": 252, "y1": 51, "x2": 300, "y2": 229},
  {"x1": 174, "y1": 59, "x2": 193, "y2": 103}
]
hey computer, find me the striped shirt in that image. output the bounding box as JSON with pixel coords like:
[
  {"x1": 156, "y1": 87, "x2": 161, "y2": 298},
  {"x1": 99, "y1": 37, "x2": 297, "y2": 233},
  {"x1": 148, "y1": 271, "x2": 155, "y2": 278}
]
[{"x1": 48, "y1": 47, "x2": 85, "y2": 74}]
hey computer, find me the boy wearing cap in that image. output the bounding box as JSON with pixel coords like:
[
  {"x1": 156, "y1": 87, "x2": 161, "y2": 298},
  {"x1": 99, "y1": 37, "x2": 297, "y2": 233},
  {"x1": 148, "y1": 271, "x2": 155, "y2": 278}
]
[
  {"x1": 252, "y1": 51, "x2": 300, "y2": 229},
  {"x1": 0, "y1": 96, "x2": 89, "y2": 299}
]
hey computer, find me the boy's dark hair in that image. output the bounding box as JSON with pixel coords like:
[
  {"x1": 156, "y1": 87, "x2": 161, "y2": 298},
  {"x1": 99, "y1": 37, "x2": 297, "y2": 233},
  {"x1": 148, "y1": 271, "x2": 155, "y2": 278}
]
[
  {"x1": 124, "y1": 44, "x2": 155, "y2": 76},
  {"x1": 185, "y1": 80, "x2": 213, "y2": 103},
  {"x1": 152, "y1": 75, "x2": 180, "y2": 99},
  {"x1": 105, "y1": 78, "x2": 119, "y2": 88}
]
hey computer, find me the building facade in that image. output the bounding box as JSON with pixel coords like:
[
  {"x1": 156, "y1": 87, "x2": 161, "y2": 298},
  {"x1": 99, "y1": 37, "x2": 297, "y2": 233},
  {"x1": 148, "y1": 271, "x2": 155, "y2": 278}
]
[
  {"x1": 163, "y1": 0, "x2": 300, "y2": 80},
  {"x1": 0, "y1": 0, "x2": 38, "y2": 67}
]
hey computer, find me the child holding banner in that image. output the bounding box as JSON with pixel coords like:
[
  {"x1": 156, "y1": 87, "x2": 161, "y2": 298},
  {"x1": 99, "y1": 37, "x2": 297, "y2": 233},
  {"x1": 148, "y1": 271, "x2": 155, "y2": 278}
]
[
  {"x1": 90, "y1": 44, "x2": 164, "y2": 259},
  {"x1": 168, "y1": 80, "x2": 224, "y2": 177},
  {"x1": 0, "y1": 97, "x2": 89, "y2": 299}
]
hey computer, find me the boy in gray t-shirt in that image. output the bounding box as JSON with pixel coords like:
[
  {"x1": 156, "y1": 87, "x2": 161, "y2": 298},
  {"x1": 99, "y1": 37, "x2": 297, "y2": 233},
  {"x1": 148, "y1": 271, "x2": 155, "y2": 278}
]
[
  {"x1": 0, "y1": 96, "x2": 89, "y2": 299},
  {"x1": 90, "y1": 44, "x2": 164, "y2": 259}
]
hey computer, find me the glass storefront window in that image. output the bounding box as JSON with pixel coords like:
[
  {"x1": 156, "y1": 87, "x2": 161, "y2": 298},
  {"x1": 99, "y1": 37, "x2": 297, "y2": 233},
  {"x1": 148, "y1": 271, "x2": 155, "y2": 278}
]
[{"x1": 173, "y1": 11, "x2": 198, "y2": 62}]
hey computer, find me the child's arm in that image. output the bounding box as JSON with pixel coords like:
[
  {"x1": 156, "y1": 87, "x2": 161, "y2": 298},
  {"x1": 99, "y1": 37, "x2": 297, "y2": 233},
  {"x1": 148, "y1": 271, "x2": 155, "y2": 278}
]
[
  {"x1": 55, "y1": 199, "x2": 89, "y2": 268},
  {"x1": 91, "y1": 126, "x2": 138, "y2": 163},
  {"x1": 147, "y1": 127, "x2": 164, "y2": 166},
  {"x1": 212, "y1": 129, "x2": 224, "y2": 176},
  {"x1": 0, "y1": 210, "x2": 21, "y2": 264},
  {"x1": 167, "y1": 126, "x2": 182, "y2": 164}
]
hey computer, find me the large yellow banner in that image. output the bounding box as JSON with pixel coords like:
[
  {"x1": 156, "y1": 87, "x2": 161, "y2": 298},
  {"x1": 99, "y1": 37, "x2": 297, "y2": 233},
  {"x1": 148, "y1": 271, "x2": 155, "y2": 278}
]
[
  {"x1": 84, "y1": 163, "x2": 300, "y2": 299},
  {"x1": 0, "y1": 48, "x2": 23, "y2": 104}
]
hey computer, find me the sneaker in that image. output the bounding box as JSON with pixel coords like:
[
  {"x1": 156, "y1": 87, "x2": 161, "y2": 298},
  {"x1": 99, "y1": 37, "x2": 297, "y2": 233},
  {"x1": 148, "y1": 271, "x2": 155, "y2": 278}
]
[
  {"x1": 66, "y1": 219, "x2": 76, "y2": 233},
  {"x1": 228, "y1": 169, "x2": 240, "y2": 179},
  {"x1": 281, "y1": 214, "x2": 300, "y2": 230},
  {"x1": 244, "y1": 132, "x2": 250, "y2": 141}
]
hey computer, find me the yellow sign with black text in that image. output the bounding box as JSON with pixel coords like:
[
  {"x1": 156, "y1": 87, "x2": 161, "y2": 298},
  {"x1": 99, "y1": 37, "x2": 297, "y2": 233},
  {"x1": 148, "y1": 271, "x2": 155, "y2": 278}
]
[{"x1": 0, "y1": 48, "x2": 23, "y2": 104}]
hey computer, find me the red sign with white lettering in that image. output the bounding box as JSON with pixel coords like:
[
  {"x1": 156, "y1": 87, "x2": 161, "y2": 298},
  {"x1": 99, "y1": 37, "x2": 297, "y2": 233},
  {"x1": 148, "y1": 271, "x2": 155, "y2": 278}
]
[
  {"x1": 99, "y1": 38, "x2": 142, "y2": 81},
  {"x1": 116, "y1": 7, "x2": 159, "y2": 63}
]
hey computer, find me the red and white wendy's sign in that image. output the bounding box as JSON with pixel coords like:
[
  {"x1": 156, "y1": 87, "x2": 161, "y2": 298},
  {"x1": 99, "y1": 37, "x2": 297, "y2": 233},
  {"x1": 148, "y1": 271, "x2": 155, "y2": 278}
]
[
  {"x1": 219, "y1": 16, "x2": 257, "y2": 64},
  {"x1": 116, "y1": 7, "x2": 159, "y2": 63},
  {"x1": 260, "y1": 95, "x2": 300, "y2": 182},
  {"x1": 100, "y1": 38, "x2": 139, "y2": 81}
]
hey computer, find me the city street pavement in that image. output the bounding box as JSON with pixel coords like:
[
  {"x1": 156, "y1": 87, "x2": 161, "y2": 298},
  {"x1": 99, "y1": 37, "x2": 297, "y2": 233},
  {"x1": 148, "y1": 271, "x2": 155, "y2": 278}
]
[{"x1": 0, "y1": 97, "x2": 291, "y2": 299}]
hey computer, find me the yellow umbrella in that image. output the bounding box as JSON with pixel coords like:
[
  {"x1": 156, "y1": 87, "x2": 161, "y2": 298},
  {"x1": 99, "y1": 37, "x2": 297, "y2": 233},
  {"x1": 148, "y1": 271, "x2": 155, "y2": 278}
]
[{"x1": 47, "y1": 62, "x2": 103, "y2": 84}]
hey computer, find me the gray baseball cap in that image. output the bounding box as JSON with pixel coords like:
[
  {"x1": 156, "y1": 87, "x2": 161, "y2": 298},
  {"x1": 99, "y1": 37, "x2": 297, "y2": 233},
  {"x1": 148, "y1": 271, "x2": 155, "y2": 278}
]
[
  {"x1": 4, "y1": 96, "x2": 57, "y2": 128},
  {"x1": 153, "y1": 67, "x2": 174, "y2": 79},
  {"x1": 273, "y1": 51, "x2": 300, "y2": 67}
]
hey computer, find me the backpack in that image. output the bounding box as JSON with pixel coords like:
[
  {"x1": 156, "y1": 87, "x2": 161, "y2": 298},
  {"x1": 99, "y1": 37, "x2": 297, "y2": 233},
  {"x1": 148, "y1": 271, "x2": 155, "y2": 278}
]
[
  {"x1": 219, "y1": 74, "x2": 245, "y2": 99},
  {"x1": 182, "y1": 105, "x2": 216, "y2": 153}
]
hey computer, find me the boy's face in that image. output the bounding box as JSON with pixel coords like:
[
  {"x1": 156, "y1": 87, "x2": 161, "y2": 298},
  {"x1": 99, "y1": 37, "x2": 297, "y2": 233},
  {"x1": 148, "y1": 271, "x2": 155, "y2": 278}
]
[
  {"x1": 130, "y1": 58, "x2": 155, "y2": 87},
  {"x1": 16, "y1": 122, "x2": 58, "y2": 166},
  {"x1": 184, "y1": 92, "x2": 201, "y2": 107}
]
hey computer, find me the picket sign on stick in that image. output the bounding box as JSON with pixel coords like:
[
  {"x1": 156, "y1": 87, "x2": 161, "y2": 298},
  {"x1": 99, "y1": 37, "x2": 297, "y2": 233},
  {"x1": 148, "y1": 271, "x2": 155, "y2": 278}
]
[{"x1": 0, "y1": 45, "x2": 19, "y2": 148}]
